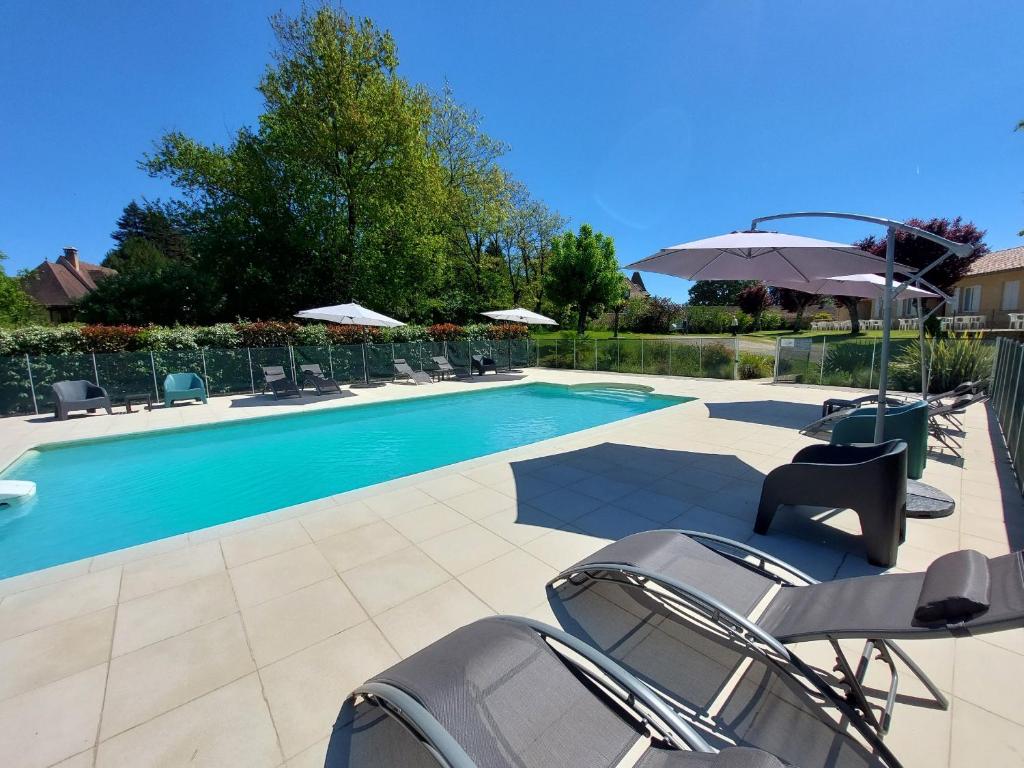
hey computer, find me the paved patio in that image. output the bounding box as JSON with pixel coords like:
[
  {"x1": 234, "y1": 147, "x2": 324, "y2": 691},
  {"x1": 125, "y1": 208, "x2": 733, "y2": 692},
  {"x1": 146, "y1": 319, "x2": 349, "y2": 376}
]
[{"x1": 0, "y1": 370, "x2": 1021, "y2": 767}]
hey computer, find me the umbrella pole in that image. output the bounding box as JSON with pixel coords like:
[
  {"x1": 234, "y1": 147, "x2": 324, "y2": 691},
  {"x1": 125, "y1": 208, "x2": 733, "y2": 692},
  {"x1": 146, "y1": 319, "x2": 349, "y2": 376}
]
[
  {"x1": 918, "y1": 297, "x2": 928, "y2": 399},
  {"x1": 874, "y1": 227, "x2": 897, "y2": 443}
]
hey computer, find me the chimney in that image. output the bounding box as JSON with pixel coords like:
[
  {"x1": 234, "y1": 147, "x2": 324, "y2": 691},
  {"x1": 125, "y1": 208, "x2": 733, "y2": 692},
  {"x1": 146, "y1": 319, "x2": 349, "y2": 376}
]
[{"x1": 62, "y1": 247, "x2": 80, "y2": 272}]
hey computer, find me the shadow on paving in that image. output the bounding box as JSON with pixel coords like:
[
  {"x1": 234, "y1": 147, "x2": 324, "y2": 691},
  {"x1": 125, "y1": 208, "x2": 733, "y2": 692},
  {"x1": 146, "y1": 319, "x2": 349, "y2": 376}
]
[
  {"x1": 704, "y1": 400, "x2": 822, "y2": 430},
  {"x1": 228, "y1": 390, "x2": 357, "y2": 407},
  {"x1": 509, "y1": 442, "x2": 870, "y2": 581}
]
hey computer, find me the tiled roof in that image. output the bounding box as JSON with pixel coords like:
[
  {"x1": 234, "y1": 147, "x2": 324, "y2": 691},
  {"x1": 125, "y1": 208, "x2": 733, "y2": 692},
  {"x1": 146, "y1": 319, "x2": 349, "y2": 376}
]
[
  {"x1": 22, "y1": 256, "x2": 116, "y2": 308},
  {"x1": 966, "y1": 246, "x2": 1024, "y2": 276}
]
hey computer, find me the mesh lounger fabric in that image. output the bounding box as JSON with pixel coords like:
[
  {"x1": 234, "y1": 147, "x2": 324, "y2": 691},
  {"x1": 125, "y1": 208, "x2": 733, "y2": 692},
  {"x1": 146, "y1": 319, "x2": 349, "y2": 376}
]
[
  {"x1": 368, "y1": 617, "x2": 642, "y2": 767},
  {"x1": 552, "y1": 578, "x2": 887, "y2": 768},
  {"x1": 326, "y1": 698, "x2": 440, "y2": 767},
  {"x1": 575, "y1": 530, "x2": 777, "y2": 618},
  {"x1": 636, "y1": 746, "x2": 783, "y2": 768}
]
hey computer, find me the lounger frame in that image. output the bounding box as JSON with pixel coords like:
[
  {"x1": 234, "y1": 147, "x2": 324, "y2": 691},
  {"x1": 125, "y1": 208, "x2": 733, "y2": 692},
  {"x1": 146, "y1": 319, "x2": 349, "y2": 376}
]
[
  {"x1": 553, "y1": 529, "x2": 944, "y2": 748},
  {"x1": 344, "y1": 616, "x2": 715, "y2": 767}
]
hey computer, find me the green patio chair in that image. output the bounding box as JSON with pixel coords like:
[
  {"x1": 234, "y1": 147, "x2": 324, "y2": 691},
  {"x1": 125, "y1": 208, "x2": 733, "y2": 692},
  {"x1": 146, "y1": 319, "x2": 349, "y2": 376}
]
[
  {"x1": 163, "y1": 372, "x2": 207, "y2": 408},
  {"x1": 831, "y1": 399, "x2": 929, "y2": 479}
]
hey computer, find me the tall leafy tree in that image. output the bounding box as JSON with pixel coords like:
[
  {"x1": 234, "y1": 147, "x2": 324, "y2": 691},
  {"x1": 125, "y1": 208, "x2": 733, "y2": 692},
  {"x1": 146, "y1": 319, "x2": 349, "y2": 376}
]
[
  {"x1": 770, "y1": 287, "x2": 822, "y2": 331},
  {"x1": 104, "y1": 199, "x2": 191, "y2": 271},
  {"x1": 737, "y1": 283, "x2": 771, "y2": 328},
  {"x1": 145, "y1": 5, "x2": 439, "y2": 320},
  {"x1": 544, "y1": 224, "x2": 622, "y2": 335},
  {"x1": 0, "y1": 251, "x2": 46, "y2": 326},
  {"x1": 687, "y1": 280, "x2": 757, "y2": 306}
]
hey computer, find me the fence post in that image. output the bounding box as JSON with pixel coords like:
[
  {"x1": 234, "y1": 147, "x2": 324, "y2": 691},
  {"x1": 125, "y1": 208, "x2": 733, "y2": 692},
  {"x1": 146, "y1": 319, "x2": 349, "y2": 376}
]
[
  {"x1": 641, "y1": 338, "x2": 645, "y2": 374},
  {"x1": 594, "y1": 338, "x2": 598, "y2": 371},
  {"x1": 668, "y1": 340, "x2": 673, "y2": 375},
  {"x1": 201, "y1": 349, "x2": 210, "y2": 394},
  {"x1": 698, "y1": 337, "x2": 703, "y2": 376},
  {"x1": 573, "y1": 336, "x2": 577, "y2": 370},
  {"x1": 149, "y1": 351, "x2": 159, "y2": 399},
  {"x1": 327, "y1": 345, "x2": 334, "y2": 379},
  {"x1": 616, "y1": 339, "x2": 620, "y2": 371},
  {"x1": 91, "y1": 352, "x2": 100, "y2": 386},
  {"x1": 819, "y1": 337, "x2": 827, "y2": 385},
  {"x1": 247, "y1": 348, "x2": 256, "y2": 394},
  {"x1": 868, "y1": 341, "x2": 876, "y2": 389},
  {"x1": 554, "y1": 339, "x2": 558, "y2": 368},
  {"x1": 25, "y1": 354, "x2": 38, "y2": 415},
  {"x1": 772, "y1": 338, "x2": 780, "y2": 382},
  {"x1": 733, "y1": 337, "x2": 740, "y2": 380},
  {"x1": 1007, "y1": 346, "x2": 1024, "y2": 448},
  {"x1": 289, "y1": 345, "x2": 297, "y2": 383}
]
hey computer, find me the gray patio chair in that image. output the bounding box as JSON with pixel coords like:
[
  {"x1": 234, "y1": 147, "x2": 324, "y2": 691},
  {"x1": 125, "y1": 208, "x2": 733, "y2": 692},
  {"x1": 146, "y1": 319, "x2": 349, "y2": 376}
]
[
  {"x1": 755, "y1": 440, "x2": 908, "y2": 567},
  {"x1": 52, "y1": 380, "x2": 112, "y2": 420},
  {"x1": 328, "y1": 615, "x2": 786, "y2": 768},
  {"x1": 555, "y1": 529, "x2": 1024, "y2": 740},
  {"x1": 430, "y1": 355, "x2": 468, "y2": 380},
  {"x1": 471, "y1": 354, "x2": 497, "y2": 375},
  {"x1": 261, "y1": 365, "x2": 301, "y2": 399},
  {"x1": 393, "y1": 358, "x2": 432, "y2": 385},
  {"x1": 299, "y1": 364, "x2": 343, "y2": 395}
]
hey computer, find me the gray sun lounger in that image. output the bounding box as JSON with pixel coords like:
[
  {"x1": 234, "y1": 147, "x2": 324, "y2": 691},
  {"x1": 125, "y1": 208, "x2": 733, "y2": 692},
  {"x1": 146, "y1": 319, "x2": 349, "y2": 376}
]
[
  {"x1": 430, "y1": 355, "x2": 468, "y2": 380},
  {"x1": 299, "y1": 364, "x2": 343, "y2": 395},
  {"x1": 393, "y1": 358, "x2": 432, "y2": 385},
  {"x1": 555, "y1": 529, "x2": 1024, "y2": 739},
  {"x1": 261, "y1": 366, "x2": 301, "y2": 399},
  {"x1": 756, "y1": 440, "x2": 908, "y2": 567},
  {"x1": 52, "y1": 380, "x2": 113, "y2": 420},
  {"x1": 328, "y1": 615, "x2": 787, "y2": 768}
]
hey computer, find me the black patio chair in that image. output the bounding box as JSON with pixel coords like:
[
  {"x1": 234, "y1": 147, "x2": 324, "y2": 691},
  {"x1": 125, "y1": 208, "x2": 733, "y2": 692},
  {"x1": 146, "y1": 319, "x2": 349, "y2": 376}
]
[
  {"x1": 755, "y1": 440, "x2": 908, "y2": 567},
  {"x1": 471, "y1": 354, "x2": 497, "y2": 375},
  {"x1": 51, "y1": 380, "x2": 113, "y2": 420}
]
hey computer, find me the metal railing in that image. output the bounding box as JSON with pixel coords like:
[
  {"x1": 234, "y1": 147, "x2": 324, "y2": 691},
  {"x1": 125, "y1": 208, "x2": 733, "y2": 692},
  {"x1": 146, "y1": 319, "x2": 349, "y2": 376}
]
[{"x1": 991, "y1": 337, "x2": 1024, "y2": 494}]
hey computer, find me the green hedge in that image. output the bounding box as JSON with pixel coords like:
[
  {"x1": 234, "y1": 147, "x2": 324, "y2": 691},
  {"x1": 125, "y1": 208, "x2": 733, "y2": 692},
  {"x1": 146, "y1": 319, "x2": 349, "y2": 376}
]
[{"x1": 0, "y1": 321, "x2": 529, "y2": 357}]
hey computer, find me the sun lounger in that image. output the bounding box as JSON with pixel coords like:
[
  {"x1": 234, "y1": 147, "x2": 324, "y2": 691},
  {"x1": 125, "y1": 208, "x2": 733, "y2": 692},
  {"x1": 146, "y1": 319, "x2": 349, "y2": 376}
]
[
  {"x1": 556, "y1": 529, "x2": 1024, "y2": 738},
  {"x1": 261, "y1": 365, "x2": 301, "y2": 399},
  {"x1": 299, "y1": 364, "x2": 343, "y2": 395},
  {"x1": 393, "y1": 358, "x2": 432, "y2": 385},
  {"x1": 803, "y1": 396, "x2": 906, "y2": 436},
  {"x1": 471, "y1": 354, "x2": 497, "y2": 375},
  {"x1": 927, "y1": 392, "x2": 989, "y2": 456},
  {"x1": 163, "y1": 372, "x2": 207, "y2": 408},
  {"x1": 756, "y1": 440, "x2": 908, "y2": 566},
  {"x1": 328, "y1": 615, "x2": 788, "y2": 768},
  {"x1": 430, "y1": 355, "x2": 467, "y2": 380},
  {"x1": 51, "y1": 380, "x2": 113, "y2": 420}
]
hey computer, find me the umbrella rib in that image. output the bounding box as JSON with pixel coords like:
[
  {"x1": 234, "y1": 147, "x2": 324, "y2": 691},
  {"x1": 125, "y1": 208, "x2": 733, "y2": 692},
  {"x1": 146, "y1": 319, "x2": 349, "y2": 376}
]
[
  {"x1": 685, "y1": 250, "x2": 730, "y2": 282},
  {"x1": 778, "y1": 251, "x2": 811, "y2": 282}
]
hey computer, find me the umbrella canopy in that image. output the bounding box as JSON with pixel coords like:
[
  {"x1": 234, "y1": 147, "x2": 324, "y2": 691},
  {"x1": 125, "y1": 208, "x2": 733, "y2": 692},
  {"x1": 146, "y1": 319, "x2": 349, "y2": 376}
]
[
  {"x1": 767, "y1": 273, "x2": 937, "y2": 300},
  {"x1": 295, "y1": 302, "x2": 405, "y2": 327},
  {"x1": 626, "y1": 231, "x2": 913, "y2": 283},
  {"x1": 480, "y1": 308, "x2": 558, "y2": 326}
]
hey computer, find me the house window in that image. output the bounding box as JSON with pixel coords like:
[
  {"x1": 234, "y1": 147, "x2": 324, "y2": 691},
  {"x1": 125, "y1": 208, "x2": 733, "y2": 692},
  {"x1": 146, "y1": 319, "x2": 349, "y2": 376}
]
[
  {"x1": 1002, "y1": 280, "x2": 1020, "y2": 311},
  {"x1": 960, "y1": 285, "x2": 982, "y2": 313}
]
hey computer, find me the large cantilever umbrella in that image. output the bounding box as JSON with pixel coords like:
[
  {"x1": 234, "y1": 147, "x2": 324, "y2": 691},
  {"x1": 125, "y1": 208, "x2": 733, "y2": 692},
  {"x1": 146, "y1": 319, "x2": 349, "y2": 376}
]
[
  {"x1": 626, "y1": 231, "x2": 912, "y2": 282},
  {"x1": 767, "y1": 273, "x2": 936, "y2": 300},
  {"x1": 295, "y1": 302, "x2": 405, "y2": 386},
  {"x1": 480, "y1": 308, "x2": 558, "y2": 326}
]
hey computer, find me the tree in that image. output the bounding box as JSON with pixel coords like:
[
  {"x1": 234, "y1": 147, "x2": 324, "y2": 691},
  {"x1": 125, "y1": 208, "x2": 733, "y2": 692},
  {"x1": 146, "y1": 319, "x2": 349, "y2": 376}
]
[
  {"x1": 0, "y1": 251, "x2": 46, "y2": 326},
  {"x1": 737, "y1": 283, "x2": 771, "y2": 329},
  {"x1": 687, "y1": 280, "x2": 757, "y2": 306},
  {"x1": 544, "y1": 224, "x2": 622, "y2": 335},
  {"x1": 75, "y1": 261, "x2": 221, "y2": 325},
  {"x1": 852, "y1": 217, "x2": 986, "y2": 293},
  {"x1": 104, "y1": 200, "x2": 191, "y2": 271},
  {"x1": 834, "y1": 296, "x2": 863, "y2": 334},
  {"x1": 770, "y1": 287, "x2": 822, "y2": 331}
]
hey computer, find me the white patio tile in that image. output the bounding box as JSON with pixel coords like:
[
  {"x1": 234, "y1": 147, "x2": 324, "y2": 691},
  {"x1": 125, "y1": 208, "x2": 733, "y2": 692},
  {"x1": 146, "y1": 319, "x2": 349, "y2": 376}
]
[
  {"x1": 0, "y1": 567, "x2": 121, "y2": 642},
  {"x1": 459, "y1": 550, "x2": 557, "y2": 614},
  {"x1": 522, "y1": 529, "x2": 610, "y2": 570},
  {"x1": 314, "y1": 520, "x2": 410, "y2": 572},
  {"x1": 113, "y1": 572, "x2": 236, "y2": 656},
  {"x1": 120, "y1": 541, "x2": 223, "y2": 601},
  {"x1": 95, "y1": 674, "x2": 281, "y2": 768},
  {"x1": 340, "y1": 547, "x2": 450, "y2": 616},
  {"x1": 477, "y1": 505, "x2": 568, "y2": 545},
  {"x1": 953, "y1": 636, "x2": 1024, "y2": 726},
  {"x1": 362, "y1": 486, "x2": 436, "y2": 518},
  {"x1": 228, "y1": 543, "x2": 334, "y2": 608},
  {"x1": 259, "y1": 621, "x2": 399, "y2": 758},
  {"x1": 443, "y1": 486, "x2": 518, "y2": 520},
  {"x1": 415, "y1": 473, "x2": 484, "y2": 501},
  {"x1": 419, "y1": 523, "x2": 516, "y2": 575},
  {"x1": 220, "y1": 519, "x2": 311, "y2": 568},
  {"x1": 298, "y1": 500, "x2": 379, "y2": 541},
  {"x1": 242, "y1": 577, "x2": 367, "y2": 666},
  {"x1": 949, "y1": 698, "x2": 1024, "y2": 768},
  {"x1": 387, "y1": 502, "x2": 471, "y2": 542},
  {"x1": 101, "y1": 614, "x2": 254, "y2": 739},
  {"x1": 375, "y1": 580, "x2": 493, "y2": 657},
  {"x1": 0, "y1": 663, "x2": 107, "y2": 768}
]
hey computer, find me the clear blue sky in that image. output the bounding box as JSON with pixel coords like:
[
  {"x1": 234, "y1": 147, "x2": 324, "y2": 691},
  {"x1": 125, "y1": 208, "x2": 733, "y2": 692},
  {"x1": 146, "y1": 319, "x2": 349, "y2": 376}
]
[{"x1": 2, "y1": 0, "x2": 1022, "y2": 303}]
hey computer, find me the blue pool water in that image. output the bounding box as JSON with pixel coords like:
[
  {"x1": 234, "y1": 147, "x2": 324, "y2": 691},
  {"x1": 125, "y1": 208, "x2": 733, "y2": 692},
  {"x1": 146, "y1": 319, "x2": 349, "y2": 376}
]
[{"x1": 0, "y1": 383, "x2": 691, "y2": 578}]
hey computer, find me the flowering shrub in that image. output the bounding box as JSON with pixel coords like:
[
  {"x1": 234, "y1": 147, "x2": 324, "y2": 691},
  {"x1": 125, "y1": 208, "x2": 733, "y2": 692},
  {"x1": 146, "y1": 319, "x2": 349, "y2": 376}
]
[
  {"x1": 325, "y1": 324, "x2": 384, "y2": 345},
  {"x1": 234, "y1": 321, "x2": 299, "y2": 347},
  {"x1": 80, "y1": 325, "x2": 144, "y2": 353},
  {"x1": 427, "y1": 323, "x2": 465, "y2": 341},
  {"x1": 485, "y1": 322, "x2": 530, "y2": 340}
]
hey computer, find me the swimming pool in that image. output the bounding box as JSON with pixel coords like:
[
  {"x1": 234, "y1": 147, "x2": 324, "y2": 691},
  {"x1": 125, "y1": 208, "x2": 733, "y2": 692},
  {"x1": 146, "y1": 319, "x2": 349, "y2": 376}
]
[{"x1": 0, "y1": 383, "x2": 691, "y2": 578}]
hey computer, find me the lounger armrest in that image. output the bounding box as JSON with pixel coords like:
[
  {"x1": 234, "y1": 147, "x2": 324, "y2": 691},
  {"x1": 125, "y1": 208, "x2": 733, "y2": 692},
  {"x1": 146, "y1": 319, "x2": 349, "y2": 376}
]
[
  {"x1": 85, "y1": 383, "x2": 108, "y2": 399},
  {"x1": 792, "y1": 440, "x2": 903, "y2": 466}
]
